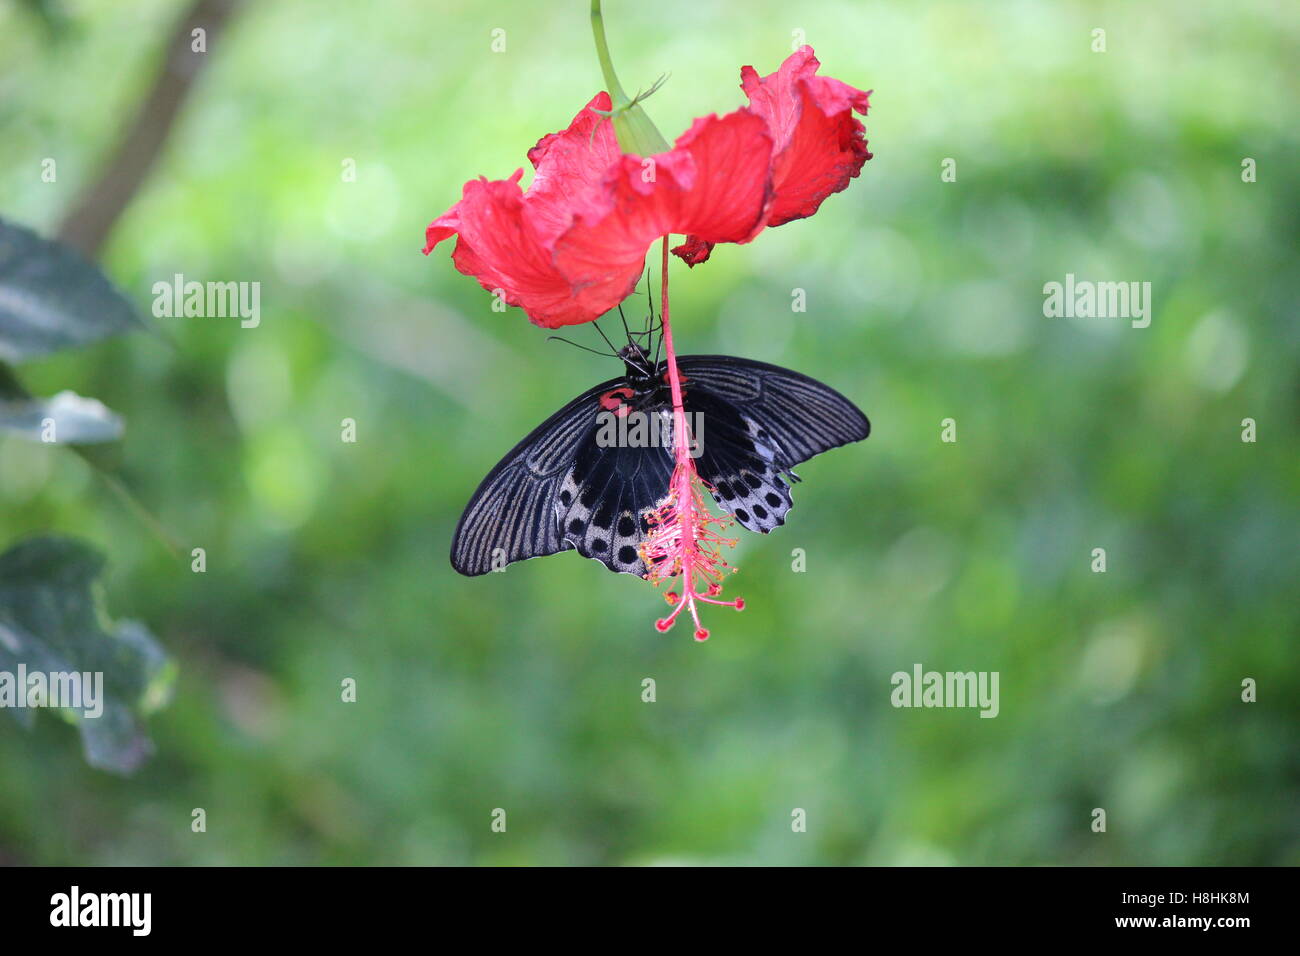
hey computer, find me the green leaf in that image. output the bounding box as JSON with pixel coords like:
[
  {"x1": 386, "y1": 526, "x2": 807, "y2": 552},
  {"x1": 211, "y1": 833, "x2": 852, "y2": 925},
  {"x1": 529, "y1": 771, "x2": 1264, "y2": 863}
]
[
  {"x1": 0, "y1": 218, "x2": 145, "y2": 363},
  {"x1": 0, "y1": 390, "x2": 124, "y2": 443},
  {"x1": 0, "y1": 536, "x2": 175, "y2": 774}
]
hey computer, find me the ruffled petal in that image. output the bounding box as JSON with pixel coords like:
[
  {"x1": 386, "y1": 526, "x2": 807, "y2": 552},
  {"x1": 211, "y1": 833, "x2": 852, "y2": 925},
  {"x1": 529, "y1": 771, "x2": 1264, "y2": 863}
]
[
  {"x1": 671, "y1": 235, "x2": 716, "y2": 265},
  {"x1": 424, "y1": 94, "x2": 627, "y2": 328},
  {"x1": 425, "y1": 48, "x2": 870, "y2": 318},
  {"x1": 425, "y1": 172, "x2": 596, "y2": 327},
  {"x1": 741, "y1": 45, "x2": 871, "y2": 226},
  {"x1": 524, "y1": 92, "x2": 619, "y2": 245},
  {"x1": 674, "y1": 46, "x2": 871, "y2": 262},
  {"x1": 556, "y1": 109, "x2": 772, "y2": 286}
]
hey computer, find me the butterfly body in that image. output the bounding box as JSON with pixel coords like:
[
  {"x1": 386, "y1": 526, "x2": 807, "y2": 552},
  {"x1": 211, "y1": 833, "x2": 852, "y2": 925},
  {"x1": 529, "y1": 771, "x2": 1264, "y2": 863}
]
[{"x1": 451, "y1": 349, "x2": 870, "y2": 577}]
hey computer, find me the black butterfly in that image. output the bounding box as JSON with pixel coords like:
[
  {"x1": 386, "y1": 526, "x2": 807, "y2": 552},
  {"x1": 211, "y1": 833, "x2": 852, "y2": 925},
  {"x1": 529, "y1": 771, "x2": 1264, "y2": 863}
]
[{"x1": 451, "y1": 329, "x2": 870, "y2": 577}]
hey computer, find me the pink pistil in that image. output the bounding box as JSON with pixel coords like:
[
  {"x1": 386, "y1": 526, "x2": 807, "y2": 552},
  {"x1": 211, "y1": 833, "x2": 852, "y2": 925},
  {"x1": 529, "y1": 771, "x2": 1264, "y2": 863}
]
[{"x1": 639, "y1": 237, "x2": 745, "y2": 639}]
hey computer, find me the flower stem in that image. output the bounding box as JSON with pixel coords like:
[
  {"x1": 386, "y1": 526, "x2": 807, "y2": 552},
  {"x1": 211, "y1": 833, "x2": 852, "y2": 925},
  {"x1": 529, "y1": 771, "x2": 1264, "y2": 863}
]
[
  {"x1": 589, "y1": 0, "x2": 630, "y2": 105},
  {"x1": 588, "y1": 0, "x2": 670, "y2": 156}
]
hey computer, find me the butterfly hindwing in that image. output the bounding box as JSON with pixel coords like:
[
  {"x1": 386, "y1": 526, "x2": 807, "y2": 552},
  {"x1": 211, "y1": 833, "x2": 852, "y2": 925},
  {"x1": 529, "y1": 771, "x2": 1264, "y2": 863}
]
[
  {"x1": 677, "y1": 355, "x2": 870, "y2": 534},
  {"x1": 557, "y1": 425, "x2": 674, "y2": 575},
  {"x1": 681, "y1": 386, "x2": 794, "y2": 532}
]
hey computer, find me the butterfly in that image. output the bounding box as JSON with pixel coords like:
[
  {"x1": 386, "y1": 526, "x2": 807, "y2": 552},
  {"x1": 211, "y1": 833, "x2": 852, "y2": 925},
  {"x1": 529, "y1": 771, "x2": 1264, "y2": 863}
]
[{"x1": 450, "y1": 319, "x2": 870, "y2": 577}]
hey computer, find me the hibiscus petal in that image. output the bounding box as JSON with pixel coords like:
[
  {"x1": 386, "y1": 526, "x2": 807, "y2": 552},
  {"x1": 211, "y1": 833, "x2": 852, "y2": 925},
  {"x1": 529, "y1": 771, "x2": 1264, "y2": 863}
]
[
  {"x1": 741, "y1": 45, "x2": 872, "y2": 227},
  {"x1": 424, "y1": 95, "x2": 629, "y2": 328},
  {"x1": 671, "y1": 235, "x2": 716, "y2": 265},
  {"x1": 556, "y1": 109, "x2": 772, "y2": 288},
  {"x1": 425, "y1": 173, "x2": 591, "y2": 327},
  {"x1": 674, "y1": 46, "x2": 872, "y2": 263},
  {"x1": 525, "y1": 92, "x2": 620, "y2": 246},
  {"x1": 426, "y1": 48, "x2": 869, "y2": 319}
]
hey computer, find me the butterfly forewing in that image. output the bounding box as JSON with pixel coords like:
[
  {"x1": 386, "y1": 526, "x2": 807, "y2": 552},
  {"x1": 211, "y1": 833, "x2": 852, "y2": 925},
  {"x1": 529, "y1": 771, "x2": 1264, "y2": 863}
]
[
  {"x1": 452, "y1": 376, "x2": 673, "y2": 576},
  {"x1": 450, "y1": 377, "x2": 614, "y2": 575},
  {"x1": 677, "y1": 355, "x2": 871, "y2": 469}
]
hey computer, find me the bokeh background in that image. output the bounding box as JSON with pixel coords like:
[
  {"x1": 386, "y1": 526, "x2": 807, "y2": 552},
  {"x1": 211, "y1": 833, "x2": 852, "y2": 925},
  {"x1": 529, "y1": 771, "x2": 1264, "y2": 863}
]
[{"x1": 1, "y1": 0, "x2": 1296, "y2": 865}]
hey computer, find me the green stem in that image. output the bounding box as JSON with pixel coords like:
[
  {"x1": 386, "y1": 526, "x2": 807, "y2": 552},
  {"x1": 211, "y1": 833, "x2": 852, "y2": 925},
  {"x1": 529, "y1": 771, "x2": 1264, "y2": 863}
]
[
  {"x1": 590, "y1": 0, "x2": 630, "y2": 106},
  {"x1": 85, "y1": 463, "x2": 182, "y2": 560},
  {"x1": 588, "y1": 0, "x2": 670, "y2": 156}
]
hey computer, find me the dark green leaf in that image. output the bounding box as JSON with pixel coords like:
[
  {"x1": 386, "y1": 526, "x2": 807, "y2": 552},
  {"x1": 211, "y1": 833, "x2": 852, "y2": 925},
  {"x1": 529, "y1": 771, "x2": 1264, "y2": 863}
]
[
  {"x1": 0, "y1": 218, "x2": 145, "y2": 363},
  {"x1": 0, "y1": 536, "x2": 174, "y2": 774}
]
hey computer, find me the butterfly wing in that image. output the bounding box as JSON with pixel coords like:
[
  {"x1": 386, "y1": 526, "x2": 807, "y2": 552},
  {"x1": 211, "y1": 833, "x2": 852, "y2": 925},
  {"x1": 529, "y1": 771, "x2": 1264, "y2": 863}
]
[
  {"x1": 451, "y1": 376, "x2": 674, "y2": 577},
  {"x1": 453, "y1": 354, "x2": 869, "y2": 575},
  {"x1": 556, "y1": 427, "x2": 674, "y2": 576},
  {"x1": 451, "y1": 378, "x2": 610, "y2": 575},
  {"x1": 677, "y1": 355, "x2": 870, "y2": 534}
]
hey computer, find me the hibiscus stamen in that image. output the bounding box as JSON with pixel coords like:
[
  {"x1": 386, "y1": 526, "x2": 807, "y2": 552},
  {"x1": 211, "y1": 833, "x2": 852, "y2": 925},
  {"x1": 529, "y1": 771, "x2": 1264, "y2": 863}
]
[{"x1": 638, "y1": 237, "x2": 745, "y2": 639}]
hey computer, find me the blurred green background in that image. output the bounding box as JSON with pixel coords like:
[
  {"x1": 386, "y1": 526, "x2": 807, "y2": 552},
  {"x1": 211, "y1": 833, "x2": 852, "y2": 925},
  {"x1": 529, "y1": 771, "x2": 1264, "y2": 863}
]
[{"x1": 1, "y1": 0, "x2": 1297, "y2": 865}]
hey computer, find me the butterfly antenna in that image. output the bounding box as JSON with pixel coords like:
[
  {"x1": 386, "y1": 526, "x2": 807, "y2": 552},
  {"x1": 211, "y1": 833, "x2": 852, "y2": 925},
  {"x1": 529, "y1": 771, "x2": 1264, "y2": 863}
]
[
  {"x1": 546, "y1": 335, "x2": 617, "y2": 359},
  {"x1": 631, "y1": 320, "x2": 663, "y2": 349},
  {"x1": 617, "y1": 302, "x2": 633, "y2": 345},
  {"x1": 644, "y1": 266, "x2": 655, "y2": 328},
  {"x1": 592, "y1": 318, "x2": 621, "y2": 357}
]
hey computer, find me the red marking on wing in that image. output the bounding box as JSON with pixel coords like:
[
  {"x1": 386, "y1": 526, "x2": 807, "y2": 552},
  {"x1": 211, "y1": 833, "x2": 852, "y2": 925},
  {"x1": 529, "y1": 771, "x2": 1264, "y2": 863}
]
[{"x1": 600, "y1": 387, "x2": 635, "y2": 417}]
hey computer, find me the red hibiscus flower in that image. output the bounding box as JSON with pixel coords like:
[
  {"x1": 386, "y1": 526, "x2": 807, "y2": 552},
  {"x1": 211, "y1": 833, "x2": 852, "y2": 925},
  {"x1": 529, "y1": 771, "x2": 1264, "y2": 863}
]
[
  {"x1": 431, "y1": 7, "x2": 875, "y2": 640},
  {"x1": 424, "y1": 45, "x2": 871, "y2": 329}
]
